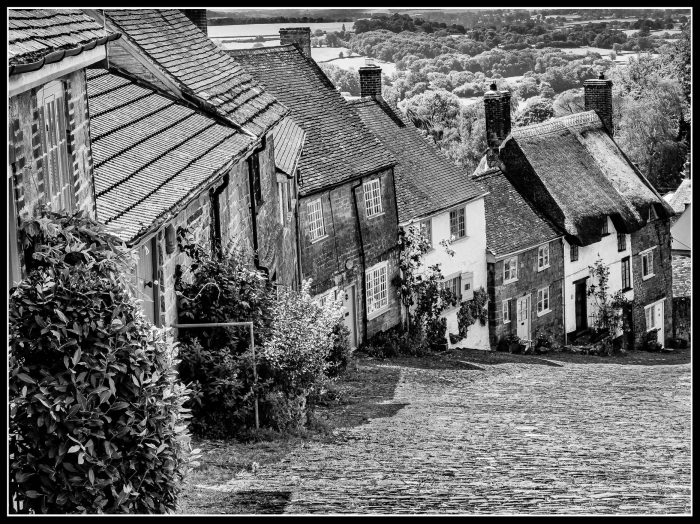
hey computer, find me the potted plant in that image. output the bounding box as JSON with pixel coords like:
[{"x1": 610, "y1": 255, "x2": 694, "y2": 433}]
[
  {"x1": 520, "y1": 338, "x2": 532, "y2": 354},
  {"x1": 644, "y1": 328, "x2": 662, "y2": 352},
  {"x1": 427, "y1": 317, "x2": 448, "y2": 352},
  {"x1": 496, "y1": 337, "x2": 509, "y2": 352},
  {"x1": 506, "y1": 333, "x2": 522, "y2": 354},
  {"x1": 535, "y1": 332, "x2": 553, "y2": 354}
]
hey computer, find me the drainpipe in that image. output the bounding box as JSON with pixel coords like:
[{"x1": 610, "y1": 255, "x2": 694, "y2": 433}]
[
  {"x1": 351, "y1": 180, "x2": 368, "y2": 345},
  {"x1": 247, "y1": 152, "x2": 262, "y2": 273},
  {"x1": 294, "y1": 169, "x2": 303, "y2": 289},
  {"x1": 562, "y1": 236, "x2": 567, "y2": 347}
]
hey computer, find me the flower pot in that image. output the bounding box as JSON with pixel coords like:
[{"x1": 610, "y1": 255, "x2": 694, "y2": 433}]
[{"x1": 509, "y1": 342, "x2": 521, "y2": 354}]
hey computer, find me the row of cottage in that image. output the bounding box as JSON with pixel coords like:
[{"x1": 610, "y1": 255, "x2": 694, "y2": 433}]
[{"x1": 8, "y1": 9, "x2": 679, "y2": 351}]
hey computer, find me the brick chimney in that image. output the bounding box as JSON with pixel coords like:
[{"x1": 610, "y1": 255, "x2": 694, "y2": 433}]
[
  {"x1": 484, "y1": 83, "x2": 503, "y2": 148},
  {"x1": 359, "y1": 58, "x2": 382, "y2": 98},
  {"x1": 500, "y1": 90, "x2": 512, "y2": 138},
  {"x1": 280, "y1": 27, "x2": 311, "y2": 58},
  {"x1": 180, "y1": 9, "x2": 208, "y2": 36},
  {"x1": 584, "y1": 72, "x2": 613, "y2": 135}
]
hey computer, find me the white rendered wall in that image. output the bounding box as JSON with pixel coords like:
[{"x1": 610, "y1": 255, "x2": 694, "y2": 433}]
[
  {"x1": 563, "y1": 217, "x2": 634, "y2": 334},
  {"x1": 419, "y1": 197, "x2": 490, "y2": 350}
]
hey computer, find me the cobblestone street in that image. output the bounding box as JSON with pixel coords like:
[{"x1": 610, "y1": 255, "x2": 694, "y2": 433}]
[{"x1": 188, "y1": 350, "x2": 691, "y2": 514}]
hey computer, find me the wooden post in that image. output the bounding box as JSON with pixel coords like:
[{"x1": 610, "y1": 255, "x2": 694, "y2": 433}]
[{"x1": 250, "y1": 322, "x2": 259, "y2": 430}]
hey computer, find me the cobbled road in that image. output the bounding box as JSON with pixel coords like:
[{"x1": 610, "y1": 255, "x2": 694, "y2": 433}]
[{"x1": 217, "y1": 353, "x2": 691, "y2": 514}]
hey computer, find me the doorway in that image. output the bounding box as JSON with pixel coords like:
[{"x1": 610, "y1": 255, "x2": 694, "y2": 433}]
[
  {"x1": 341, "y1": 285, "x2": 358, "y2": 350},
  {"x1": 574, "y1": 279, "x2": 588, "y2": 334},
  {"x1": 646, "y1": 300, "x2": 665, "y2": 348},
  {"x1": 516, "y1": 295, "x2": 530, "y2": 344},
  {"x1": 135, "y1": 237, "x2": 159, "y2": 326}
]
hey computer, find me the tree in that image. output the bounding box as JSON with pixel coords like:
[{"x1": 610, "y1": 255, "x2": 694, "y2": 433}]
[
  {"x1": 587, "y1": 257, "x2": 634, "y2": 353},
  {"x1": 326, "y1": 31, "x2": 340, "y2": 47},
  {"x1": 553, "y1": 88, "x2": 585, "y2": 117},
  {"x1": 314, "y1": 29, "x2": 324, "y2": 37},
  {"x1": 514, "y1": 96, "x2": 554, "y2": 127},
  {"x1": 339, "y1": 51, "x2": 344, "y2": 58}
]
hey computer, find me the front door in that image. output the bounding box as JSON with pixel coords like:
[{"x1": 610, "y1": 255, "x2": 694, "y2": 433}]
[
  {"x1": 516, "y1": 295, "x2": 530, "y2": 344},
  {"x1": 575, "y1": 280, "x2": 588, "y2": 333},
  {"x1": 135, "y1": 237, "x2": 159, "y2": 326},
  {"x1": 341, "y1": 285, "x2": 357, "y2": 350},
  {"x1": 654, "y1": 301, "x2": 665, "y2": 347}
]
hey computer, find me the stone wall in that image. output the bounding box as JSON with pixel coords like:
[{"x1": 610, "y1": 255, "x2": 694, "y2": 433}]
[
  {"x1": 487, "y1": 239, "x2": 565, "y2": 348},
  {"x1": 630, "y1": 217, "x2": 674, "y2": 348}
]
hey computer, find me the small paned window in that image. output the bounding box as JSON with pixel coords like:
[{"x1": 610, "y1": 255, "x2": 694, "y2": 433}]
[
  {"x1": 503, "y1": 256, "x2": 518, "y2": 283},
  {"x1": 538, "y1": 243, "x2": 550, "y2": 270},
  {"x1": 537, "y1": 286, "x2": 550, "y2": 313},
  {"x1": 502, "y1": 299, "x2": 511, "y2": 323},
  {"x1": 307, "y1": 199, "x2": 325, "y2": 241},
  {"x1": 420, "y1": 219, "x2": 432, "y2": 248},
  {"x1": 642, "y1": 250, "x2": 654, "y2": 279},
  {"x1": 621, "y1": 256, "x2": 631, "y2": 290},
  {"x1": 441, "y1": 275, "x2": 462, "y2": 303},
  {"x1": 617, "y1": 232, "x2": 626, "y2": 252},
  {"x1": 363, "y1": 179, "x2": 383, "y2": 217},
  {"x1": 570, "y1": 244, "x2": 579, "y2": 262},
  {"x1": 449, "y1": 207, "x2": 466, "y2": 239},
  {"x1": 645, "y1": 305, "x2": 655, "y2": 330},
  {"x1": 366, "y1": 262, "x2": 389, "y2": 315},
  {"x1": 601, "y1": 219, "x2": 609, "y2": 235}
]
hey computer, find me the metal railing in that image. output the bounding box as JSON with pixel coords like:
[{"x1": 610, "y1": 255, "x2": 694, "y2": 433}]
[{"x1": 170, "y1": 321, "x2": 259, "y2": 429}]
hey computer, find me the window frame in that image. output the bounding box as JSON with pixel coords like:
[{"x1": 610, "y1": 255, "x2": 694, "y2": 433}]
[
  {"x1": 363, "y1": 178, "x2": 383, "y2": 218},
  {"x1": 601, "y1": 217, "x2": 609, "y2": 236},
  {"x1": 644, "y1": 303, "x2": 656, "y2": 331},
  {"x1": 440, "y1": 274, "x2": 462, "y2": 308},
  {"x1": 537, "y1": 243, "x2": 550, "y2": 271},
  {"x1": 502, "y1": 299, "x2": 511, "y2": 324},
  {"x1": 641, "y1": 249, "x2": 655, "y2": 280},
  {"x1": 503, "y1": 256, "x2": 518, "y2": 284},
  {"x1": 307, "y1": 198, "x2": 326, "y2": 242},
  {"x1": 570, "y1": 244, "x2": 579, "y2": 262},
  {"x1": 617, "y1": 232, "x2": 627, "y2": 252},
  {"x1": 366, "y1": 261, "x2": 389, "y2": 318},
  {"x1": 449, "y1": 206, "x2": 466, "y2": 240},
  {"x1": 537, "y1": 286, "x2": 551, "y2": 316},
  {"x1": 621, "y1": 255, "x2": 632, "y2": 291},
  {"x1": 420, "y1": 218, "x2": 432, "y2": 249}
]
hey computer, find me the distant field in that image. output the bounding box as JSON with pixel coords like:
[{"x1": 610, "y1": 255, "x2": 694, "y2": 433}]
[
  {"x1": 208, "y1": 22, "x2": 353, "y2": 39},
  {"x1": 312, "y1": 46, "x2": 356, "y2": 61},
  {"x1": 318, "y1": 54, "x2": 398, "y2": 77}
]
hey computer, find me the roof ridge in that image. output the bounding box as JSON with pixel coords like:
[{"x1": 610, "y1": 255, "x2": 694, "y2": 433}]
[{"x1": 511, "y1": 110, "x2": 600, "y2": 138}]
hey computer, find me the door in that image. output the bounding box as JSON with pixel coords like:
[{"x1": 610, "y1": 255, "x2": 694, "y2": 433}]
[
  {"x1": 341, "y1": 285, "x2": 357, "y2": 350},
  {"x1": 654, "y1": 301, "x2": 665, "y2": 347},
  {"x1": 135, "y1": 238, "x2": 159, "y2": 326},
  {"x1": 516, "y1": 295, "x2": 530, "y2": 344},
  {"x1": 575, "y1": 280, "x2": 588, "y2": 333}
]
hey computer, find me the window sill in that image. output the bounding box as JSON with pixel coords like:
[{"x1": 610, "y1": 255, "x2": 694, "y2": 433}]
[
  {"x1": 503, "y1": 278, "x2": 519, "y2": 285},
  {"x1": 449, "y1": 235, "x2": 469, "y2": 245},
  {"x1": 570, "y1": 258, "x2": 579, "y2": 263},
  {"x1": 622, "y1": 287, "x2": 633, "y2": 293},
  {"x1": 503, "y1": 319, "x2": 511, "y2": 325},
  {"x1": 642, "y1": 273, "x2": 655, "y2": 281},
  {"x1": 367, "y1": 305, "x2": 389, "y2": 321},
  {"x1": 537, "y1": 308, "x2": 552, "y2": 317},
  {"x1": 310, "y1": 234, "x2": 328, "y2": 245},
  {"x1": 367, "y1": 211, "x2": 385, "y2": 220},
  {"x1": 537, "y1": 264, "x2": 550, "y2": 272},
  {"x1": 618, "y1": 248, "x2": 627, "y2": 253}
]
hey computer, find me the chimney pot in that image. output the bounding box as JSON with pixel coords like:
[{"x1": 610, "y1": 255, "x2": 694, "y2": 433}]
[
  {"x1": 279, "y1": 27, "x2": 312, "y2": 58},
  {"x1": 598, "y1": 71, "x2": 605, "y2": 79},
  {"x1": 489, "y1": 82, "x2": 498, "y2": 91}
]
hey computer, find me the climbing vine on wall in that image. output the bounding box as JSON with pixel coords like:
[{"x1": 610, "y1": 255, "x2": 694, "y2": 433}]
[{"x1": 456, "y1": 287, "x2": 488, "y2": 338}]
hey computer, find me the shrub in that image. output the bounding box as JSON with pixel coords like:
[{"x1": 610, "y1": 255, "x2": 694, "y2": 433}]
[
  {"x1": 326, "y1": 323, "x2": 352, "y2": 379},
  {"x1": 9, "y1": 209, "x2": 194, "y2": 514},
  {"x1": 361, "y1": 325, "x2": 429, "y2": 359}
]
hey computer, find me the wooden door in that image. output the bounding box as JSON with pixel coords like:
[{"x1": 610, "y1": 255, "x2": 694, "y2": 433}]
[
  {"x1": 516, "y1": 295, "x2": 530, "y2": 344},
  {"x1": 654, "y1": 301, "x2": 665, "y2": 347},
  {"x1": 341, "y1": 285, "x2": 357, "y2": 350},
  {"x1": 575, "y1": 280, "x2": 588, "y2": 333},
  {"x1": 135, "y1": 238, "x2": 158, "y2": 326}
]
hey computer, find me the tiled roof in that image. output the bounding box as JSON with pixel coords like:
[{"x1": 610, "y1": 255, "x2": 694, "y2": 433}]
[
  {"x1": 271, "y1": 117, "x2": 305, "y2": 177},
  {"x1": 349, "y1": 96, "x2": 484, "y2": 224},
  {"x1": 502, "y1": 111, "x2": 675, "y2": 246},
  {"x1": 8, "y1": 9, "x2": 114, "y2": 66},
  {"x1": 672, "y1": 254, "x2": 691, "y2": 298},
  {"x1": 665, "y1": 178, "x2": 691, "y2": 214},
  {"x1": 87, "y1": 68, "x2": 254, "y2": 244},
  {"x1": 471, "y1": 168, "x2": 563, "y2": 257},
  {"x1": 103, "y1": 9, "x2": 288, "y2": 137},
  {"x1": 226, "y1": 46, "x2": 396, "y2": 195}
]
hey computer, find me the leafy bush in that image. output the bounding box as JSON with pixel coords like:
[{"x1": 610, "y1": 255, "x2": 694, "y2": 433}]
[
  {"x1": 9, "y1": 209, "x2": 193, "y2": 514},
  {"x1": 456, "y1": 287, "x2": 488, "y2": 339},
  {"x1": 327, "y1": 323, "x2": 352, "y2": 378},
  {"x1": 361, "y1": 325, "x2": 429, "y2": 359}
]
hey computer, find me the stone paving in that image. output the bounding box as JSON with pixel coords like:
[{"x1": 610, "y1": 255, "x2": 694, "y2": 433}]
[{"x1": 203, "y1": 353, "x2": 691, "y2": 514}]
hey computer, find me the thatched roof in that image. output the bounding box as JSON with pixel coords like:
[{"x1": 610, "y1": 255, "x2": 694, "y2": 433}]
[
  {"x1": 499, "y1": 111, "x2": 675, "y2": 246},
  {"x1": 664, "y1": 178, "x2": 691, "y2": 215}
]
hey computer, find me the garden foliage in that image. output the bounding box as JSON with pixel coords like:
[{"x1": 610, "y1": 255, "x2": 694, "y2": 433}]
[{"x1": 9, "y1": 209, "x2": 194, "y2": 514}]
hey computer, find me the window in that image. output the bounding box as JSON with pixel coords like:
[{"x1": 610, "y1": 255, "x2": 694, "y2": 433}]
[
  {"x1": 601, "y1": 218, "x2": 609, "y2": 235},
  {"x1": 503, "y1": 256, "x2": 518, "y2": 283},
  {"x1": 441, "y1": 275, "x2": 462, "y2": 304},
  {"x1": 645, "y1": 304, "x2": 655, "y2": 330},
  {"x1": 366, "y1": 261, "x2": 388, "y2": 315},
  {"x1": 570, "y1": 244, "x2": 579, "y2": 262},
  {"x1": 502, "y1": 299, "x2": 511, "y2": 323},
  {"x1": 317, "y1": 288, "x2": 338, "y2": 308},
  {"x1": 363, "y1": 179, "x2": 383, "y2": 217},
  {"x1": 307, "y1": 199, "x2": 325, "y2": 241},
  {"x1": 449, "y1": 207, "x2": 466, "y2": 239},
  {"x1": 537, "y1": 243, "x2": 550, "y2": 270},
  {"x1": 537, "y1": 286, "x2": 550, "y2": 314},
  {"x1": 462, "y1": 271, "x2": 474, "y2": 301},
  {"x1": 648, "y1": 206, "x2": 656, "y2": 222},
  {"x1": 278, "y1": 182, "x2": 285, "y2": 224},
  {"x1": 420, "y1": 218, "x2": 432, "y2": 248},
  {"x1": 621, "y1": 256, "x2": 631, "y2": 290},
  {"x1": 38, "y1": 81, "x2": 74, "y2": 212},
  {"x1": 617, "y1": 232, "x2": 626, "y2": 252},
  {"x1": 286, "y1": 179, "x2": 293, "y2": 213},
  {"x1": 642, "y1": 249, "x2": 654, "y2": 279}
]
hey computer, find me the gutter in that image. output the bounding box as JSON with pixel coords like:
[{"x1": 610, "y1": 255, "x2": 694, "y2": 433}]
[
  {"x1": 350, "y1": 179, "x2": 368, "y2": 345},
  {"x1": 8, "y1": 33, "x2": 121, "y2": 76}
]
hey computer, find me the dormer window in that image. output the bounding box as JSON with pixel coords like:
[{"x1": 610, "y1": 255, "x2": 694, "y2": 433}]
[
  {"x1": 648, "y1": 206, "x2": 656, "y2": 222},
  {"x1": 601, "y1": 218, "x2": 609, "y2": 236}
]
